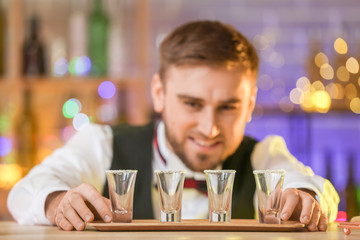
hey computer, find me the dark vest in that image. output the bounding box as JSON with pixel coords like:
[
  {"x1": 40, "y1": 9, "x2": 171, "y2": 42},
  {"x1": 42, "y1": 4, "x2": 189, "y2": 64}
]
[{"x1": 103, "y1": 122, "x2": 257, "y2": 219}]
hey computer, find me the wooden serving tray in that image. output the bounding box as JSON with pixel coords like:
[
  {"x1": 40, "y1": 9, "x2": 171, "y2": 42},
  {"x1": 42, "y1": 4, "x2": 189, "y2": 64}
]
[{"x1": 87, "y1": 219, "x2": 304, "y2": 232}]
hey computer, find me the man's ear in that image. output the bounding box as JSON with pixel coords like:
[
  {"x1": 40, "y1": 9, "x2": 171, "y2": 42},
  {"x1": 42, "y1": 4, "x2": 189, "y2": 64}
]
[
  {"x1": 151, "y1": 74, "x2": 165, "y2": 113},
  {"x1": 246, "y1": 86, "x2": 257, "y2": 122}
]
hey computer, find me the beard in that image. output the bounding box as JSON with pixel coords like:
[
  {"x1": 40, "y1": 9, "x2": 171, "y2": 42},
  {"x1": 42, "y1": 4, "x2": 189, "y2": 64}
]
[{"x1": 164, "y1": 123, "x2": 222, "y2": 172}]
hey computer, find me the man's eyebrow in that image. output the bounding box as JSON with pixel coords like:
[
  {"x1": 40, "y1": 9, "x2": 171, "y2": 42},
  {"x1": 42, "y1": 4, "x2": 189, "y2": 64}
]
[
  {"x1": 177, "y1": 94, "x2": 203, "y2": 102},
  {"x1": 220, "y1": 98, "x2": 242, "y2": 104},
  {"x1": 177, "y1": 94, "x2": 241, "y2": 104}
]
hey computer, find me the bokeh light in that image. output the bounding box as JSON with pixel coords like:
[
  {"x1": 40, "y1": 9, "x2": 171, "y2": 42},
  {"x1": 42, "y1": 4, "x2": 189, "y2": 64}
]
[
  {"x1": 62, "y1": 126, "x2": 76, "y2": 142},
  {"x1": 326, "y1": 83, "x2": 344, "y2": 100},
  {"x1": 0, "y1": 114, "x2": 10, "y2": 132},
  {"x1": 53, "y1": 57, "x2": 69, "y2": 76},
  {"x1": 0, "y1": 136, "x2": 12, "y2": 157},
  {"x1": 346, "y1": 57, "x2": 359, "y2": 74},
  {"x1": 257, "y1": 74, "x2": 274, "y2": 91},
  {"x1": 62, "y1": 98, "x2": 81, "y2": 118},
  {"x1": 334, "y1": 38, "x2": 348, "y2": 54},
  {"x1": 75, "y1": 56, "x2": 92, "y2": 76},
  {"x1": 311, "y1": 80, "x2": 325, "y2": 91},
  {"x1": 345, "y1": 83, "x2": 357, "y2": 100},
  {"x1": 311, "y1": 90, "x2": 331, "y2": 113},
  {"x1": 320, "y1": 63, "x2": 334, "y2": 80},
  {"x1": 314, "y1": 52, "x2": 329, "y2": 68},
  {"x1": 279, "y1": 96, "x2": 294, "y2": 112},
  {"x1": 336, "y1": 66, "x2": 350, "y2": 82},
  {"x1": 289, "y1": 88, "x2": 304, "y2": 104},
  {"x1": 98, "y1": 81, "x2": 116, "y2": 99},
  {"x1": 0, "y1": 164, "x2": 22, "y2": 189},
  {"x1": 253, "y1": 35, "x2": 270, "y2": 51},
  {"x1": 96, "y1": 104, "x2": 118, "y2": 123},
  {"x1": 296, "y1": 76, "x2": 310, "y2": 90},
  {"x1": 73, "y1": 113, "x2": 90, "y2": 131},
  {"x1": 300, "y1": 91, "x2": 313, "y2": 111},
  {"x1": 69, "y1": 56, "x2": 92, "y2": 76},
  {"x1": 350, "y1": 97, "x2": 360, "y2": 114}
]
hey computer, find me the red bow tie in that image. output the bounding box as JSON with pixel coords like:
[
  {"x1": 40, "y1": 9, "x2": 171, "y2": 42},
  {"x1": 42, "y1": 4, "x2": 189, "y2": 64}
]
[{"x1": 184, "y1": 178, "x2": 208, "y2": 195}]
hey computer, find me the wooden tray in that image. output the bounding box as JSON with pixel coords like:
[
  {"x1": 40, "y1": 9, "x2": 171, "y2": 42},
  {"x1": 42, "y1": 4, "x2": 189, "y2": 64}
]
[{"x1": 87, "y1": 219, "x2": 304, "y2": 232}]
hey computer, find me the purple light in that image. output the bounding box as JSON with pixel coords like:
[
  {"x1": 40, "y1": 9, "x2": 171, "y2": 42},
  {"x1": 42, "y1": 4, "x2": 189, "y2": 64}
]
[
  {"x1": 53, "y1": 57, "x2": 69, "y2": 76},
  {"x1": 75, "y1": 56, "x2": 91, "y2": 76},
  {"x1": 0, "y1": 136, "x2": 12, "y2": 157},
  {"x1": 98, "y1": 81, "x2": 116, "y2": 99}
]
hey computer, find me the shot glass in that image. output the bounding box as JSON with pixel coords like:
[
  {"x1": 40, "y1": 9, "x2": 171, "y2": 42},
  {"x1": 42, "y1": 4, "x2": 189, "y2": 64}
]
[
  {"x1": 253, "y1": 169, "x2": 286, "y2": 224},
  {"x1": 155, "y1": 170, "x2": 186, "y2": 222},
  {"x1": 106, "y1": 170, "x2": 137, "y2": 223},
  {"x1": 204, "y1": 170, "x2": 236, "y2": 223}
]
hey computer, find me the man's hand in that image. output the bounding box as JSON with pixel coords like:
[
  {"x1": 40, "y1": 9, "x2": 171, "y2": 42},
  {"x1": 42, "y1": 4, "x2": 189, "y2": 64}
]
[
  {"x1": 280, "y1": 188, "x2": 328, "y2": 232},
  {"x1": 45, "y1": 183, "x2": 112, "y2": 231}
]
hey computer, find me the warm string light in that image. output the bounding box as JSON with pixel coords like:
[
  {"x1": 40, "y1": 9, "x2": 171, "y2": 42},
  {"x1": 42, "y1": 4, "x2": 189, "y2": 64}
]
[{"x1": 289, "y1": 37, "x2": 360, "y2": 114}]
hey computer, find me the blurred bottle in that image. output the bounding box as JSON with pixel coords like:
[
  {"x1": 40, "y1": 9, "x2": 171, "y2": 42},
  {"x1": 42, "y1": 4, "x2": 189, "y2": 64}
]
[
  {"x1": 23, "y1": 16, "x2": 46, "y2": 76},
  {"x1": 345, "y1": 154, "x2": 359, "y2": 219},
  {"x1": 15, "y1": 88, "x2": 37, "y2": 172},
  {"x1": 88, "y1": 0, "x2": 109, "y2": 76},
  {"x1": 107, "y1": 0, "x2": 126, "y2": 77},
  {"x1": 0, "y1": 5, "x2": 5, "y2": 76},
  {"x1": 69, "y1": 0, "x2": 87, "y2": 61}
]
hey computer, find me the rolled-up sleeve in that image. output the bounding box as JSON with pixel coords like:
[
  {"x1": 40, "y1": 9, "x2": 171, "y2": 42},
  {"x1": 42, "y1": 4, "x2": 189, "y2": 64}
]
[
  {"x1": 251, "y1": 135, "x2": 340, "y2": 222},
  {"x1": 7, "y1": 124, "x2": 113, "y2": 225}
]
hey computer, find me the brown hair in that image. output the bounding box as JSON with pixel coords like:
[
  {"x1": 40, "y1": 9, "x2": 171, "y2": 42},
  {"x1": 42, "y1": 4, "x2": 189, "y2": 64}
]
[{"x1": 159, "y1": 20, "x2": 259, "y2": 79}]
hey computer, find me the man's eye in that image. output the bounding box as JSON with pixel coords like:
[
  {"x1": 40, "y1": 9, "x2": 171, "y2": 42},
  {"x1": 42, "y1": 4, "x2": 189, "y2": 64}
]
[
  {"x1": 185, "y1": 101, "x2": 201, "y2": 108},
  {"x1": 219, "y1": 105, "x2": 236, "y2": 111}
]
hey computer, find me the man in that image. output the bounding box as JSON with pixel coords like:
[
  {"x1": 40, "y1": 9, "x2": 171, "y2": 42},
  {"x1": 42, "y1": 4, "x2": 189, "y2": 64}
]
[{"x1": 8, "y1": 20, "x2": 339, "y2": 232}]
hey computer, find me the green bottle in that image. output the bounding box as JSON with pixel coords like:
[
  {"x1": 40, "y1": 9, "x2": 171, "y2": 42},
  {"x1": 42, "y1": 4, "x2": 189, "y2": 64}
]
[{"x1": 88, "y1": 0, "x2": 109, "y2": 76}]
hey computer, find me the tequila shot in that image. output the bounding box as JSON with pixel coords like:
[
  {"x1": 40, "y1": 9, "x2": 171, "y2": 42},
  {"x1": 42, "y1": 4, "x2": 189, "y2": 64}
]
[
  {"x1": 253, "y1": 169, "x2": 285, "y2": 224},
  {"x1": 106, "y1": 170, "x2": 137, "y2": 223},
  {"x1": 204, "y1": 170, "x2": 236, "y2": 223},
  {"x1": 155, "y1": 170, "x2": 186, "y2": 222}
]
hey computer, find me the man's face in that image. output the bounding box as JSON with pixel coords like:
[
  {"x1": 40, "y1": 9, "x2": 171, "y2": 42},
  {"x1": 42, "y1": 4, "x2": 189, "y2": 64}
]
[{"x1": 151, "y1": 65, "x2": 257, "y2": 172}]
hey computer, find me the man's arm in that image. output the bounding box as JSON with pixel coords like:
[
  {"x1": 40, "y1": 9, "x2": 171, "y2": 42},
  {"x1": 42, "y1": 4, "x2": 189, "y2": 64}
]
[
  {"x1": 251, "y1": 135, "x2": 339, "y2": 231},
  {"x1": 7, "y1": 124, "x2": 113, "y2": 228}
]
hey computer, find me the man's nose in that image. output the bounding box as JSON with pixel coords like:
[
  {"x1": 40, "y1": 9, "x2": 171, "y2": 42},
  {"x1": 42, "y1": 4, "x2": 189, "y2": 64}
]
[{"x1": 197, "y1": 108, "x2": 220, "y2": 138}]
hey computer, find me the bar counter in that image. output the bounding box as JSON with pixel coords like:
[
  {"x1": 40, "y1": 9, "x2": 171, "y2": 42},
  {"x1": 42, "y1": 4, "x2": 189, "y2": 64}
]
[{"x1": 0, "y1": 221, "x2": 359, "y2": 240}]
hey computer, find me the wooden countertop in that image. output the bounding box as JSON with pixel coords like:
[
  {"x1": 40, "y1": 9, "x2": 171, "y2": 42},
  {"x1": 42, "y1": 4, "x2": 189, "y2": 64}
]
[{"x1": 0, "y1": 221, "x2": 359, "y2": 240}]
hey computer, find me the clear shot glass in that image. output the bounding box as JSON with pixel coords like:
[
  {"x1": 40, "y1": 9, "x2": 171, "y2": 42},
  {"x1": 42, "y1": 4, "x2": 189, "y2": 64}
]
[
  {"x1": 155, "y1": 170, "x2": 186, "y2": 222},
  {"x1": 106, "y1": 170, "x2": 137, "y2": 223},
  {"x1": 204, "y1": 170, "x2": 236, "y2": 223},
  {"x1": 253, "y1": 169, "x2": 286, "y2": 224}
]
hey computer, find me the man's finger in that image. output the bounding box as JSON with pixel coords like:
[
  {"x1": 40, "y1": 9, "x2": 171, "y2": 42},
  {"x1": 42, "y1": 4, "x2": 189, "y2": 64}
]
[
  {"x1": 77, "y1": 184, "x2": 112, "y2": 223},
  {"x1": 280, "y1": 189, "x2": 299, "y2": 221},
  {"x1": 306, "y1": 206, "x2": 320, "y2": 232},
  {"x1": 55, "y1": 212, "x2": 73, "y2": 231},
  {"x1": 318, "y1": 212, "x2": 328, "y2": 232},
  {"x1": 298, "y1": 191, "x2": 315, "y2": 224},
  {"x1": 62, "y1": 200, "x2": 86, "y2": 231},
  {"x1": 68, "y1": 191, "x2": 94, "y2": 223}
]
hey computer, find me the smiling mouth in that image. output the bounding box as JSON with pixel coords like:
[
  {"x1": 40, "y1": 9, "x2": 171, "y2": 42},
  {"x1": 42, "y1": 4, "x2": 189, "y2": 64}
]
[{"x1": 189, "y1": 137, "x2": 220, "y2": 148}]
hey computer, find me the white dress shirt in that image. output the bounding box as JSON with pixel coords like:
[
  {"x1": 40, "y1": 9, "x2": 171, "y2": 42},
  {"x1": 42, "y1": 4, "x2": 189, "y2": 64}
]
[{"x1": 7, "y1": 122, "x2": 339, "y2": 225}]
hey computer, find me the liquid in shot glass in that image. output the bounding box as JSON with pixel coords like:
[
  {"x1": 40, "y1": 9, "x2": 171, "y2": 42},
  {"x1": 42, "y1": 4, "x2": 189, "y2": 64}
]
[
  {"x1": 204, "y1": 170, "x2": 236, "y2": 223},
  {"x1": 155, "y1": 170, "x2": 186, "y2": 222},
  {"x1": 253, "y1": 169, "x2": 285, "y2": 224},
  {"x1": 106, "y1": 170, "x2": 137, "y2": 223}
]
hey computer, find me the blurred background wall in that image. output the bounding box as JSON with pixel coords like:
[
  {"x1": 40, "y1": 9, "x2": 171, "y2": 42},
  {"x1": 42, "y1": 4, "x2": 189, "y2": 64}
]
[{"x1": 0, "y1": 0, "x2": 359, "y2": 221}]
